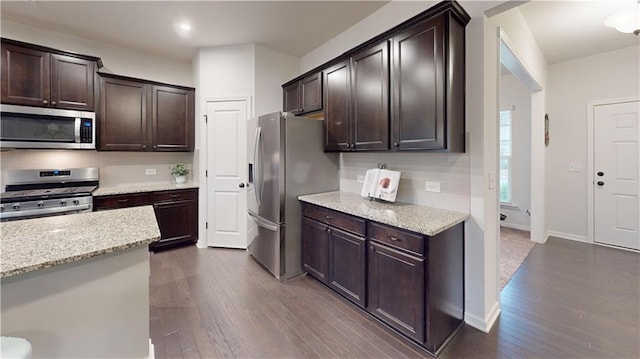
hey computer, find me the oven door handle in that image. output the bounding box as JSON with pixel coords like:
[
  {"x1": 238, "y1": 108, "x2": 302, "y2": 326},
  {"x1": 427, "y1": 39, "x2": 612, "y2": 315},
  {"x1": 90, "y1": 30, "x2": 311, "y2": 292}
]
[{"x1": 0, "y1": 204, "x2": 91, "y2": 220}]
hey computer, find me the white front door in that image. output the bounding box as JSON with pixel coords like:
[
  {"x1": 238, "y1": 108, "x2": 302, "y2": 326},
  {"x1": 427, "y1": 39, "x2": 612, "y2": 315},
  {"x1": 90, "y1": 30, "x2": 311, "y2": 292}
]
[
  {"x1": 594, "y1": 100, "x2": 639, "y2": 250},
  {"x1": 205, "y1": 99, "x2": 248, "y2": 248}
]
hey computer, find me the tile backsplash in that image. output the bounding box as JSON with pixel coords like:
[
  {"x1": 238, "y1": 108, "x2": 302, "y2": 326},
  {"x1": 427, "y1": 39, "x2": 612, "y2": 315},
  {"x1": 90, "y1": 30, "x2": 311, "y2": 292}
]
[
  {"x1": 0, "y1": 150, "x2": 194, "y2": 188},
  {"x1": 340, "y1": 152, "x2": 470, "y2": 213}
]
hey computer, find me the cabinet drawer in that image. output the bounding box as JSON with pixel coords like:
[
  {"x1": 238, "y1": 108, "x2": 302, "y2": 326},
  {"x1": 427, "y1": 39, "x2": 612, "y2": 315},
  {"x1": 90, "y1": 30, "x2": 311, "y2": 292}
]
[
  {"x1": 368, "y1": 222, "x2": 424, "y2": 255},
  {"x1": 94, "y1": 193, "x2": 151, "y2": 210},
  {"x1": 302, "y1": 203, "x2": 365, "y2": 236},
  {"x1": 152, "y1": 189, "x2": 196, "y2": 203}
]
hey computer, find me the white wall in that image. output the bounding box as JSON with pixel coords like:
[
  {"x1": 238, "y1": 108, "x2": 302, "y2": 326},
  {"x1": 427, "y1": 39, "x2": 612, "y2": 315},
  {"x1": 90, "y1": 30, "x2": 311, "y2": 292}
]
[
  {"x1": 0, "y1": 20, "x2": 196, "y2": 187},
  {"x1": 255, "y1": 45, "x2": 300, "y2": 117},
  {"x1": 1, "y1": 19, "x2": 193, "y2": 86},
  {"x1": 546, "y1": 45, "x2": 640, "y2": 241},
  {"x1": 500, "y1": 73, "x2": 531, "y2": 230}
]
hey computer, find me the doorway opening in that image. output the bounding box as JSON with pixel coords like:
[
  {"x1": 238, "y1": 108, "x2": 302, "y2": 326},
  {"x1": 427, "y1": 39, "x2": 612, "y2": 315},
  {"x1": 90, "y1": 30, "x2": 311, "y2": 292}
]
[{"x1": 498, "y1": 32, "x2": 543, "y2": 290}]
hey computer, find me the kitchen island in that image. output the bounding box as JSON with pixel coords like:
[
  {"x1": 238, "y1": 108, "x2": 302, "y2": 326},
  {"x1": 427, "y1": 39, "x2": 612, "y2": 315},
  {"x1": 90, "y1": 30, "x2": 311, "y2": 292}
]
[{"x1": 1, "y1": 206, "x2": 160, "y2": 358}]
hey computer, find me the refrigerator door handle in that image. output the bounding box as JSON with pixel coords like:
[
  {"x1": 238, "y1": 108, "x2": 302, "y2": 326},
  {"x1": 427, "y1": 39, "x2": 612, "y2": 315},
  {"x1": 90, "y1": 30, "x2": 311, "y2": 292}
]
[
  {"x1": 253, "y1": 126, "x2": 262, "y2": 207},
  {"x1": 248, "y1": 211, "x2": 278, "y2": 232}
]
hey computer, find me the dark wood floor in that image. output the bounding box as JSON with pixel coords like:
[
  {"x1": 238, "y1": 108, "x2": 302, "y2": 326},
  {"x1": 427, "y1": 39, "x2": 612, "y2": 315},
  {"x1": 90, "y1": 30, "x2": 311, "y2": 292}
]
[{"x1": 150, "y1": 238, "x2": 639, "y2": 358}]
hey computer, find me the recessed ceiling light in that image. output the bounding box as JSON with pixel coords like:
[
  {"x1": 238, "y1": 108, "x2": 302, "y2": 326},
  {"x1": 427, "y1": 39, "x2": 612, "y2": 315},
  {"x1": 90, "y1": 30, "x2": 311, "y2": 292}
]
[{"x1": 174, "y1": 22, "x2": 192, "y2": 38}]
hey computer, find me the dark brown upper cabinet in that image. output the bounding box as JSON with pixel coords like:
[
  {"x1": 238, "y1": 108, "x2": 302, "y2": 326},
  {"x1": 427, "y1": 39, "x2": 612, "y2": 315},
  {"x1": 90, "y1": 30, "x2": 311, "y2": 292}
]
[
  {"x1": 324, "y1": 41, "x2": 389, "y2": 152},
  {"x1": 98, "y1": 73, "x2": 194, "y2": 152},
  {"x1": 1, "y1": 38, "x2": 100, "y2": 111},
  {"x1": 283, "y1": 72, "x2": 322, "y2": 116},
  {"x1": 284, "y1": 1, "x2": 469, "y2": 153},
  {"x1": 391, "y1": 10, "x2": 465, "y2": 152}
]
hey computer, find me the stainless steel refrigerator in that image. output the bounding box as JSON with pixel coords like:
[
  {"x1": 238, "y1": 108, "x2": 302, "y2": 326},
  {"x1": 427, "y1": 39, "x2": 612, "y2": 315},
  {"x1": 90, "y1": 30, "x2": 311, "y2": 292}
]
[{"x1": 247, "y1": 111, "x2": 338, "y2": 281}]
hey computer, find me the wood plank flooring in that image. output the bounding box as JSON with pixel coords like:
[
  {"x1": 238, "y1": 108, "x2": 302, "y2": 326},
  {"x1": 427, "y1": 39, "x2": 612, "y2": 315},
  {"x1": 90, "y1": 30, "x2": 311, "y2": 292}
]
[{"x1": 150, "y1": 237, "x2": 639, "y2": 358}]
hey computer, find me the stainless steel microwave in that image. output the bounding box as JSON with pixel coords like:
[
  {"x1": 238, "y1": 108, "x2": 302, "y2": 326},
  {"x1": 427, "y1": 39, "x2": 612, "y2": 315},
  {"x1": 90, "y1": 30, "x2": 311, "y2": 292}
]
[{"x1": 0, "y1": 104, "x2": 96, "y2": 149}]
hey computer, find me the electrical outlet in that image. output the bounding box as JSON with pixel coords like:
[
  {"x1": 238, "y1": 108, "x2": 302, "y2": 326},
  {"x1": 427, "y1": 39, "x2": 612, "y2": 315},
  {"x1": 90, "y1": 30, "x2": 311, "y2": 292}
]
[
  {"x1": 424, "y1": 181, "x2": 441, "y2": 193},
  {"x1": 489, "y1": 171, "x2": 496, "y2": 190},
  {"x1": 357, "y1": 175, "x2": 365, "y2": 183},
  {"x1": 568, "y1": 162, "x2": 581, "y2": 172},
  {"x1": 145, "y1": 168, "x2": 157, "y2": 175}
]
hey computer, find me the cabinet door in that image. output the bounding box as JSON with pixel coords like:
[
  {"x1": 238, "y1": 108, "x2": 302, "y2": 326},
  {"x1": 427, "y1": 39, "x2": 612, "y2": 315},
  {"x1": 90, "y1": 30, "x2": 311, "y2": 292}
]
[
  {"x1": 300, "y1": 72, "x2": 322, "y2": 114},
  {"x1": 98, "y1": 76, "x2": 149, "y2": 151},
  {"x1": 351, "y1": 41, "x2": 389, "y2": 151},
  {"x1": 151, "y1": 85, "x2": 194, "y2": 151},
  {"x1": 391, "y1": 16, "x2": 445, "y2": 150},
  {"x1": 1, "y1": 43, "x2": 50, "y2": 107},
  {"x1": 368, "y1": 241, "x2": 425, "y2": 343},
  {"x1": 93, "y1": 193, "x2": 151, "y2": 211},
  {"x1": 323, "y1": 60, "x2": 351, "y2": 151},
  {"x1": 151, "y1": 199, "x2": 197, "y2": 251},
  {"x1": 328, "y1": 227, "x2": 366, "y2": 308},
  {"x1": 283, "y1": 82, "x2": 300, "y2": 114},
  {"x1": 301, "y1": 217, "x2": 330, "y2": 283},
  {"x1": 50, "y1": 54, "x2": 95, "y2": 111}
]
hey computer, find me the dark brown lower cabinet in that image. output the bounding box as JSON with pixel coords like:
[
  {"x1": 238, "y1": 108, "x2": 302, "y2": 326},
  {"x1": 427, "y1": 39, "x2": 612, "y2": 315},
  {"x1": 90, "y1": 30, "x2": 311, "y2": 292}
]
[
  {"x1": 151, "y1": 189, "x2": 198, "y2": 251},
  {"x1": 328, "y1": 226, "x2": 366, "y2": 308},
  {"x1": 94, "y1": 188, "x2": 198, "y2": 251},
  {"x1": 301, "y1": 217, "x2": 330, "y2": 284},
  {"x1": 300, "y1": 201, "x2": 464, "y2": 356},
  {"x1": 367, "y1": 241, "x2": 425, "y2": 342}
]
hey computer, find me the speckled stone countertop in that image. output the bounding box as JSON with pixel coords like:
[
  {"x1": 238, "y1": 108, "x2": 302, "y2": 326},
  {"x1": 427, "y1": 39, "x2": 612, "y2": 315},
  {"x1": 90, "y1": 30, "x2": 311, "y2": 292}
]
[
  {"x1": 93, "y1": 182, "x2": 199, "y2": 196},
  {"x1": 0, "y1": 206, "x2": 160, "y2": 278},
  {"x1": 298, "y1": 191, "x2": 469, "y2": 236}
]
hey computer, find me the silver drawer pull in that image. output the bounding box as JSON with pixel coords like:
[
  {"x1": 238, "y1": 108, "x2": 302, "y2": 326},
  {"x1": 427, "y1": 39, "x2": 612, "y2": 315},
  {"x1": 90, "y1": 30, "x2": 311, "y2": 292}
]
[
  {"x1": 325, "y1": 215, "x2": 333, "y2": 220},
  {"x1": 390, "y1": 236, "x2": 401, "y2": 241}
]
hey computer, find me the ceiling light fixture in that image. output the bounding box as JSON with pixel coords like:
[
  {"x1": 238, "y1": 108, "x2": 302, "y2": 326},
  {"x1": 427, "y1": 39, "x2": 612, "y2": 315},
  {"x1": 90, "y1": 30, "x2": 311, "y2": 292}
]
[
  {"x1": 174, "y1": 22, "x2": 192, "y2": 38},
  {"x1": 604, "y1": 0, "x2": 640, "y2": 36}
]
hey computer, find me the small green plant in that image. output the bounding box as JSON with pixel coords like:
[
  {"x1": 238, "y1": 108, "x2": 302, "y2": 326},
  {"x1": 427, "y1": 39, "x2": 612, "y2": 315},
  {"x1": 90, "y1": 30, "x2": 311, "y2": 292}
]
[{"x1": 170, "y1": 163, "x2": 190, "y2": 176}]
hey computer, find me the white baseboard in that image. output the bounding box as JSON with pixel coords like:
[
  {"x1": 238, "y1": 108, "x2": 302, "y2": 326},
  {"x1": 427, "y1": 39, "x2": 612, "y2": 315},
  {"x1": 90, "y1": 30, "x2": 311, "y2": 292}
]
[
  {"x1": 546, "y1": 231, "x2": 589, "y2": 243},
  {"x1": 500, "y1": 222, "x2": 530, "y2": 232},
  {"x1": 148, "y1": 339, "x2": 155, "y2": 359},
  {"x1": 464, "y1": 301, "x2": 501, "y2": 333}
]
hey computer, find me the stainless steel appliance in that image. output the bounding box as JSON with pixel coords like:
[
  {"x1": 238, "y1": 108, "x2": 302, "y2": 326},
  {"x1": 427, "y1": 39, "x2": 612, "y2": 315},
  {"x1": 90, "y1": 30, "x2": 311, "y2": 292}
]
[
  {"x1": 0, "y1": 104, "x2": 95, "y2": 149},
  {"x1": 1, "y1": 168, "x2": 98, "y2": 221},
  {"x1": 248, "y1": 112, "x2": 339, "y2": 281}
]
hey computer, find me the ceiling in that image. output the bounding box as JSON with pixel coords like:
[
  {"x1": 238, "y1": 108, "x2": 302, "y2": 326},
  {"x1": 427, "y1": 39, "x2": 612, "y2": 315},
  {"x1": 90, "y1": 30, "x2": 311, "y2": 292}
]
[
  {"x1": 518, "y1": 0, "x2": 640, "y2": 64},
  {"x1": 0, "y1": 1, "x2": 638, "y2": 65},
  {"x1": 0, "y1": 1, "x2": 389, "y2": 62}
]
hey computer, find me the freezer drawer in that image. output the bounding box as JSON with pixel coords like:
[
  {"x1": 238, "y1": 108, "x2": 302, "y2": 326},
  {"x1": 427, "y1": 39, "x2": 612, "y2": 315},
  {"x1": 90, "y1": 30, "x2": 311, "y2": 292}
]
[{"x1": 248, "y1": 212, "x2": 283, "y2": 278}]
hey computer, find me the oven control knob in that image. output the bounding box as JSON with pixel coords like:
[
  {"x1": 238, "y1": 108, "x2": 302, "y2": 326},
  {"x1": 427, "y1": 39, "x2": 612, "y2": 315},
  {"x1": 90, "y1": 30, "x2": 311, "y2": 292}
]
[
  {"x1": 12, "y1": 203, "x2": 20, "y2": 210},
  {"x1": 37, "y1": 201, "x2": 45, "y2": 208},
  {"x1": 73, "y1": 199, "x2": 80, "y2": 205},
  {"x1": 60, "y1": 200, "x2": 67, "y2": 206}
]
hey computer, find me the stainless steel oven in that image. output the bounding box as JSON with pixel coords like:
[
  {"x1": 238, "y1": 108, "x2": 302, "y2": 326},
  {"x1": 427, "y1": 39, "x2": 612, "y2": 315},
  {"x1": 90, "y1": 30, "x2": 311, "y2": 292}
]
[
  {"x1": 1, "y1": 168, "x2": 98, "y2": 221},
  {"x1": 0, "y1": 104, "x2": 95, "y2": 149}
]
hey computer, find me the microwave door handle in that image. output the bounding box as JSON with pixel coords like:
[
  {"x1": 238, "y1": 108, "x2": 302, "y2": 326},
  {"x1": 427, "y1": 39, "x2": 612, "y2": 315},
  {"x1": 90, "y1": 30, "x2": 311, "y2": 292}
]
[{"x1": 74, "y1": 118, "x2": 81, "y2": 143}]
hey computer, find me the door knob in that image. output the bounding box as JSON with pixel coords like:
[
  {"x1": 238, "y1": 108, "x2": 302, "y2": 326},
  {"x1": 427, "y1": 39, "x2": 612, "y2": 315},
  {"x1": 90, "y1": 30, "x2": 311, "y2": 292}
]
[
  {"x1": 597, "y1": 172, "x2": 604, "y2": 176},
  {"x1": 597, "y1": 181, "x2": 605, "y2": 186},
  {"x1": 239, "y1": 183, "x2": 245, "y2": 188}
]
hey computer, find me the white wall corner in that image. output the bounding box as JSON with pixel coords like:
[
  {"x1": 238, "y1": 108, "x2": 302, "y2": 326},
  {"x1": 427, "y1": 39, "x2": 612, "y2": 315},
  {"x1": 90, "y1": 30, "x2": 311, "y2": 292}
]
[{"x1": 464, "y1": 301, "x2": 501, "y2": 333}]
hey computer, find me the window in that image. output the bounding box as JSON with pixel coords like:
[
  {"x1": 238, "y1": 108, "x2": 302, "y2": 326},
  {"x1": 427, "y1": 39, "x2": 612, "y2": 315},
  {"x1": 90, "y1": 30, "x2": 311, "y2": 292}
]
[{"x1": 499, "y1": 110, "x2": 512, "y2": 204}]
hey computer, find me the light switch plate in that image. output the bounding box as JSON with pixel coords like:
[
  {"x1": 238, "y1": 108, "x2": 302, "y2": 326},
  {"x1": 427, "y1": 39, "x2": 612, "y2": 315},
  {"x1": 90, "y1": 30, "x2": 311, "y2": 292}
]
[
  {"x1": 357, "y1": 175, "x2": 365, "y2": 183},
  {"x1": 425, "y1": 181, "x2": 441, "y2": 192},
  {"x1": 489, "y1": 171, "x2": 496, "y2": 190},
  {"x1": 568, "y1": 162, "x2": 581, "y2": 172},
  {"x1": 145, "y1": 168, "x2": 157, "y2": 175}
]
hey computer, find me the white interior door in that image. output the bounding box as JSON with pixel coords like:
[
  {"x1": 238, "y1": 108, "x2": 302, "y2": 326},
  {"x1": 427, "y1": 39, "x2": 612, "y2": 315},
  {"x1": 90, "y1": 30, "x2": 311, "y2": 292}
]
[
  {"x1": 594, "y1": 100, "x2": 639, "y2": 250},
  {"x1": 205, "y1": 99, "x2": 248, "y2": 248}
]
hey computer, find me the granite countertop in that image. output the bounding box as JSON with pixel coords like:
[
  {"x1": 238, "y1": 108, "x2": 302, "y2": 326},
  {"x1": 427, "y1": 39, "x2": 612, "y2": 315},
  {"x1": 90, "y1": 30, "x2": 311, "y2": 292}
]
[
  {"x1": 93, "y1": 182, "x2": 199, "y2": 196},
  {"x1": 298, "y1": 191, "x2": 469, "y2": 237},
  {"x1": 0, "y1": 206, "x2": 161, "y2": 278}
]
